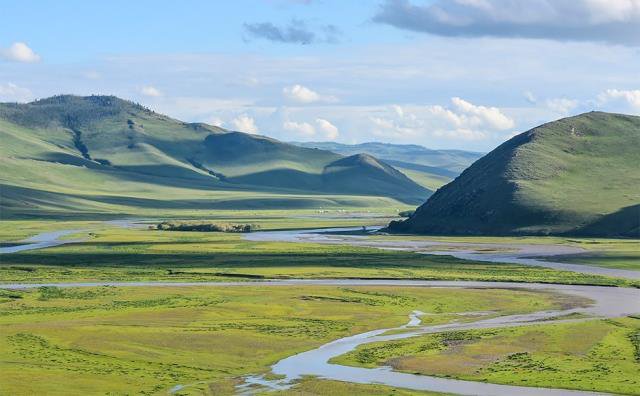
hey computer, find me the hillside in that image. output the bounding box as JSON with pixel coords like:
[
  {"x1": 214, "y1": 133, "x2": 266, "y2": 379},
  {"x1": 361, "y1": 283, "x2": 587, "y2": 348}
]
[
  {"x1": 293, "y1": 141, "x2": 483, "y2": 190},
  {"x1": 387, "y1": 112, "x2": 640, "y2": 237},
  {"x1": 0, "y1": 95, "x2": 429, "y2": 217}
]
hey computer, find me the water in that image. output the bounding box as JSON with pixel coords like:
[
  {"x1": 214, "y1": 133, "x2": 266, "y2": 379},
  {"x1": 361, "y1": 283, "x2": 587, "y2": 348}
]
[
  {"x1": 245, "y1": 227, "x2": 640, "y2": 280},
  {"x1": 0, "y1": 229, "x2": 84, "y2": 254}
]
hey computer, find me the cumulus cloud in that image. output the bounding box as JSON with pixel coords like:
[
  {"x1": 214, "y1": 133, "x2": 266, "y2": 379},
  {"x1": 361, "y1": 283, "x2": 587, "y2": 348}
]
[
  {"x1": 545, "y1": 97, "x2": 579, "y2": 114},
  {"x1": 283, "y1": 84, "x2": 337, "y2": 104},
  {"x1": 597, "y1": 89, "x2": 640, "y2": 112},
  {"x1": 0, "y1": 82, "x2": 33, "y2": 102},
  {"x1": 315, "y1": 118, "x2": 339, "y2": 140},
  {"x1": 369, "y1": 98, "x2": 513, "y2": 142},
  {"x1": 450, "y1": 97, "x2": 515, "y2": 130},
  {"x1": 243, "y1": 19, "x2": 341, "y2": 45},
  {"x1": 232, "y1": 114, "x2": 259, "y2": 133},
  {"x1": 140, "y1": 85, "x2": 163, "y2": 97},
  {"x1": 374, "y1": 0, "x2": 640, "y2": 45},
  {"x1": 1, "y1": 42, "x2": 41, "y2": 63},
  {"x1": 283, "y1": 120, "x2": 316, "y2": 136}
]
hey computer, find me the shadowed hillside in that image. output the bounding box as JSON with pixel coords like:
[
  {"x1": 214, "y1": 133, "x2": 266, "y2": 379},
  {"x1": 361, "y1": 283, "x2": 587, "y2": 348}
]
[
  {"x1": 0, "y1": 95, "x2": 429, "y2": 217},
  {"x1": 293, "y1": 141, "x2": 483, "y2": 190},
  {"x1": 387, "y1": 112, "x2": 640, "y2": 236}
]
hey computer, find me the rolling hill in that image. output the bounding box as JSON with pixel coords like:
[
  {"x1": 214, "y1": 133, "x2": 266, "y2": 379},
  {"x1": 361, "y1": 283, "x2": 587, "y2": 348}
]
[
  {"x1": 387, "y1": 112, "x2": 640, "y2": 237},
  {"x1": 293, "y1": 141, "x2": 483, "y2": 190},
  {"x1": 0, "y1": 95, "x2": 429, "y2": 217}
]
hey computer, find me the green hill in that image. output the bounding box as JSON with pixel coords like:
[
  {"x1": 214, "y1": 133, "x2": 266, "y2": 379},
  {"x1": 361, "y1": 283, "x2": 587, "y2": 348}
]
[
  {"x1": 0, "y1": 95, "x2": 429, "y2": 217},
  {"x1": 387, "y1": 112, "x2": 640, "y2": 237},
  {"x1": 292, "y1": 141, "x2": 483, "y2": 190}
]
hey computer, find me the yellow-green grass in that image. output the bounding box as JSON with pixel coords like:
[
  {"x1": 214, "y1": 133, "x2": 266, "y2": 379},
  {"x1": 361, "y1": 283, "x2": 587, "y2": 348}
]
[
  {"x1": 370, "y1": 233, "x2": 640, "y2": 271},
  {"x1": 1, "y1": 225, "x2": 636, "y2": 287},
  {"x1": 258, "y1": 377, "x2": 445, "y2": 396},
  {"x1": 332, "y1": 317, "x2": 640, "y2": 395},
  {"x1": 0, "y1": 284, "x2": 569, "y2": 395},
  {"x1": 0, "y1": 212, "x2": 396, "y2": 242}
]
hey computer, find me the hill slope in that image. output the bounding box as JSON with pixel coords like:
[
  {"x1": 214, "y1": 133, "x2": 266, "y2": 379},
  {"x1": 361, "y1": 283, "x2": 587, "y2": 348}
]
[
  {"x1": 293, "y1": 141, "x2": 483, "y2": 190},
  {"x1": 0, "y1": 95, "x2": 428, "y2": 217},
  {"x1": 387, "y1": 112, "x2": 640, "y2": 237}
]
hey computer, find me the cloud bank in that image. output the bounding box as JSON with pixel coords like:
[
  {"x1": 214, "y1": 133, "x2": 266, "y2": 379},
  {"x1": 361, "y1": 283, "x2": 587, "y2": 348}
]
[{"x1": 374, "y1": 0, "x2": 640, "y2": 45}]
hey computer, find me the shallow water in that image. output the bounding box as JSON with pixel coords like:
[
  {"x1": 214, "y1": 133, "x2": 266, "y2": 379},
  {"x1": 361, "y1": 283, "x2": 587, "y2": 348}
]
[
  {"x1": 0, "y1": 230, "x2": 84, "y2": 254},
  {"x1": 245, "y1": 227, "x2": 640, "y2": 280},
  {"x1": 237, "y1": 280, "x2": 637, "y2": 395}
]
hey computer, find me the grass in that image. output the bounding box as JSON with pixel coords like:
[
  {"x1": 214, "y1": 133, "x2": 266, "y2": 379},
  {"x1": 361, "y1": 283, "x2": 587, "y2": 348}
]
[
  {"x1": 392, "y1": 111, "x2": 640, "y2": 236},
  {"x1": 0, "y1": 95, "x2": 429, "y2": 218},
  {"x1": 369, "y1": 233, "x2": 640, "y2": 272},
  {"x1": 1, "y1": 223, "x2": 637, "y2": 287},
  {"x1": 332, "y1": 317, "x2": 640, "y2": 395},
  {"x1": 258, "y1": 377, "x2": 445, "y2": 395},
  {"x1": 0, "y1": 284, "x2": 567, "y2": 395}
]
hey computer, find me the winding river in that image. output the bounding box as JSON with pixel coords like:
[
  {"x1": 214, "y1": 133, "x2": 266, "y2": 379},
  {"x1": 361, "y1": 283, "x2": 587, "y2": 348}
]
[
  {"x1": 245, "y1": 227, "x2": 640, "y2": 280},
  {"x1": 1, "y1": 225, "x2": 639, "y2": 395}
]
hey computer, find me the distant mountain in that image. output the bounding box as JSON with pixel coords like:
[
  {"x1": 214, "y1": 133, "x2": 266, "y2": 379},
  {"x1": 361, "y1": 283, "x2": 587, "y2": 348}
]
[
  {"x1": 0, "y1": 95, "x2": 429, "y2": 217},
  {"x1": 292, "y1": 141, "x2": 483, "y2": 190},
  {"x1": 387, "y1": 112, "x2": 640, "y2": 237}
]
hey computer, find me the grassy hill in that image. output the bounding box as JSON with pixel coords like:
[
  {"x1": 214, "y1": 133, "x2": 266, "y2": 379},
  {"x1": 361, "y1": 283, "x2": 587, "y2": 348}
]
[
  {"x1": 293, "y1": 141, "x2": 482, "y2": 190},
  {"x1": 0, "y1": 95, "x2": 429, "y2": 218},
  {"x1": 387, "y1": 112, "x2": 640, "y2": 237}
]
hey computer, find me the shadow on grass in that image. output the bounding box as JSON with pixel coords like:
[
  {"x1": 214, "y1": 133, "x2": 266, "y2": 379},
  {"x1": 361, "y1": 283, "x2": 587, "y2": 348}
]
[{"x1": 0, "y1": 250, "x2": 466, "y2": 268}]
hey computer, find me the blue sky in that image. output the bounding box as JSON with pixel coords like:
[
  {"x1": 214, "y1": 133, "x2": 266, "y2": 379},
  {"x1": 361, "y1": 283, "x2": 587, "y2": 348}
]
[{"x1": 1, "y1": 0, "x2": 639, "y2": 151}]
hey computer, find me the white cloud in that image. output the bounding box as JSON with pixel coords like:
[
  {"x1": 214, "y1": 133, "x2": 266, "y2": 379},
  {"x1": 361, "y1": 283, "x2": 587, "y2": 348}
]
[
  {"x1": 545, "y1": 97, "x2": 579, "y2": 114},
  {"x1": 0, "y1": 82, "x2": 33, "y2": 102},
  {"x1": 283, "y1": 84, "x2": 337, "y2": 104},
  {"x1": 450, "y1": 97, "x2": 515, "y2": 130},
  {"x1": 231, "y1": 114, "x2": 258, "y2": 133},
  {"x1": 367, "y1": 98, "x2": 512, "y2": 143},
  {"x1": 283, "y1": 120, "x2": 316, "y2": 136},
  {"x1": 1, "y1": 42, "x2": 41, "y2": 63},
  {"x1": 315, "y1": 118, "x2": 339, "y2": 140},
  {"x1": 140, "y1": 85, "x2": 163, "y2": 97},
  {"x1": 207, "y1": 117, "x2": 225, "y2": 127},
  {"x1": 597, "y1": 89, "x2": 640, "y2": 111},
  {"x1": 523, "y1": 91, "x2": 537, "y2": 104}
]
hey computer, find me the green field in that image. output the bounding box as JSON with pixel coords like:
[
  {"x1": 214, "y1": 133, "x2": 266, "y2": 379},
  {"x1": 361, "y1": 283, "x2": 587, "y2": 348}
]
[
  {"x1": 0, "y1": 284, "x2": 569, "y2": 395},
  {"x1": 332, "y1": 317, "x2": 640, "y2": 395},
  {"x1": 1, "y1": 220, "x2": 637, "y2": 287},
  {"x1": 1, "y1": 216, "x2": 639, "y2": 395}
]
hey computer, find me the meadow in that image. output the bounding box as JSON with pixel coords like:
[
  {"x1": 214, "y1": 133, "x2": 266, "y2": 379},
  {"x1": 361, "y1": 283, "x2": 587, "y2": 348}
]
[
  {"x1": 332, "y1": 316, "x2": 640, "y2": 394},
  {"x1": 1, "y1": 215, "x2": 639, "y2": 395},
  {"x1": 0, "y1": 284, "x2": 568, "y2": 395},
  {"x1": 0, "y1": 219, "x2": 637, "y2": 287}
]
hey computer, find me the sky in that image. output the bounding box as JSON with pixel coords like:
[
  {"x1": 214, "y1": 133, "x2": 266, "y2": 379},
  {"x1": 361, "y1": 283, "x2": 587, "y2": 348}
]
[{"x1": 1, "y1": 0, "x2": 639, "y2": 151}]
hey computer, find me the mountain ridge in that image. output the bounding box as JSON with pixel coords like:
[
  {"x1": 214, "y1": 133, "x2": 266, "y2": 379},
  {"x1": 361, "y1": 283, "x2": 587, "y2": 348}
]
[{"x1": 0, "y1": 95, "x2": 429, "y2": 216}]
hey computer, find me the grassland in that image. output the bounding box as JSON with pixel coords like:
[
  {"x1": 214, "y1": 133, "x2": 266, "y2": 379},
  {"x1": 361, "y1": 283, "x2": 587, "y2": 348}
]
[
  {"x1": 332, "y1": 317, "x2": 640, "y2": 395},
  {"x1": 1, "y1": 221, "x2": 637, "y2": 287},
  {"x1": 0, "y1": 95, "x2": 431, "y2": 218},
  {"x1": 368, "y1": 233, "x2": 640, "y2": 271},
  {"x1": 0, "y1": 284, "x2": 568, "y2": 395},
  {"x1": 259, "y1": 377, "x2": 445, "y2": 395},
  {"x1": 391, "y1": 111, "x2": 640, "y2": 236}
]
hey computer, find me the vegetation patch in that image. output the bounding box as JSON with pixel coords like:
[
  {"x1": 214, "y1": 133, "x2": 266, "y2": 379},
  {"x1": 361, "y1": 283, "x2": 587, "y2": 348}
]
[
  {"x1": 334, "y1": 318, "x2": 640, "y2": 395},
  {"x1": 155, "y1": 221, "x2": 259, "y2": 233}
]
